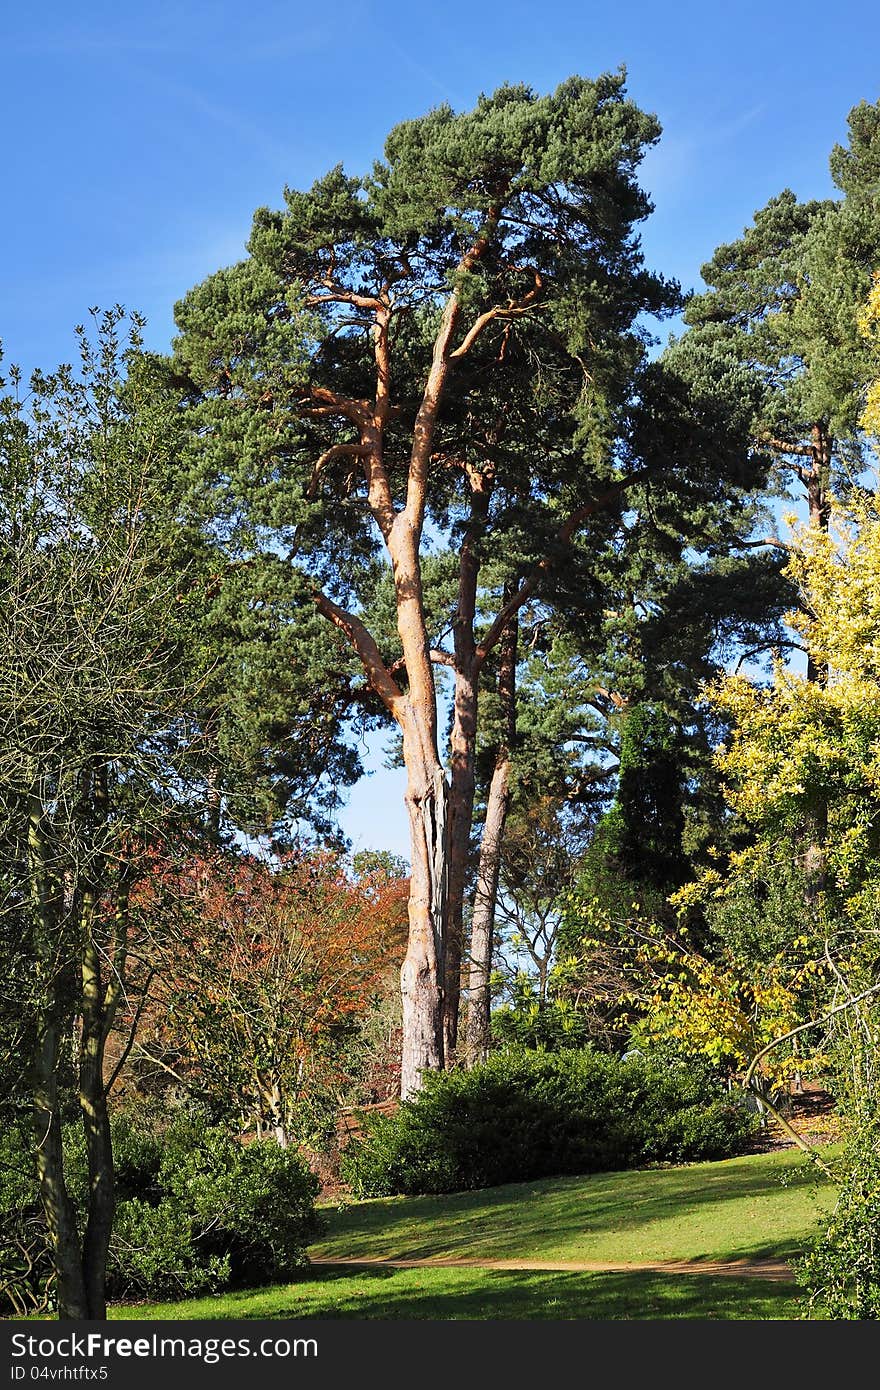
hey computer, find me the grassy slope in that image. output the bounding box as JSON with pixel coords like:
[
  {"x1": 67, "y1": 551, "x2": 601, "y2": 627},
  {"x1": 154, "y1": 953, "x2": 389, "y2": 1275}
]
[
  {"x1": 112, "y1": 1147, "x2": 838, "y2": 1322},
  {"x1": 310, "y1": 1147, "x2": 838, "y2": 1267}
]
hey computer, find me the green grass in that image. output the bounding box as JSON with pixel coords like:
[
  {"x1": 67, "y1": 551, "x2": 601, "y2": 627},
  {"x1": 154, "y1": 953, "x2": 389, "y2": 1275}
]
[
  {"x1": 109, "y1": 1146, "x2": 838, "y2": 1321},
  {"x1": 311, "y1": 1146, "x2": 838, "y2": 1267},
  {"x1": 113, "y1": 1266, "x2": 804, "y2": 1321}
]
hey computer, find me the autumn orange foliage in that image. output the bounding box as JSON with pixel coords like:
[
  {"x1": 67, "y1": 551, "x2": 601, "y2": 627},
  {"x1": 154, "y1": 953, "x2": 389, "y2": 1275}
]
[{"x1": 124, "y1": 847, "x2": 408, "y2": 1144}]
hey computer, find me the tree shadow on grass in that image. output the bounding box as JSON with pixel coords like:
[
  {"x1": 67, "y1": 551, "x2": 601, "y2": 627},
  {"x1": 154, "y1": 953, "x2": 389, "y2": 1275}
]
[
  {"x1": 228, "y1": 1268, "x2": 803, "y2": 1321},
  {"x1": 316, "y1": 1153, "x2": 835, "y2": 1265}
]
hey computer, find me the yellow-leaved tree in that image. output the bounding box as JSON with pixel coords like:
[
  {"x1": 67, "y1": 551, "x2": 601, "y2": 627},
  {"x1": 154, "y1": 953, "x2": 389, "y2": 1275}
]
[
  {"x1": 710, "y1": 495, "x2": 880, "y2": 903},
  {"x1": 628, "y1": 492, "x2": 880, "y2": 1130}
]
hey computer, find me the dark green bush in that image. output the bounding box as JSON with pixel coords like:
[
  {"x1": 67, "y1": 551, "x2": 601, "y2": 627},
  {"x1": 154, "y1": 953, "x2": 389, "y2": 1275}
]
[
  {"x1": 105, "y1": 1117, "x2": 324, "y2": 1299},
  {"x1": 1, "y1": 1113, "x2": 324, "y2": 1306},
  {"x1": 341, "y1": 1047, "x2": 757, "y2": 1196},
  {"x1": 107, "y1": 1196, "x2": 231, "y2": 1300},
  {"x1": 797, "y1": 1126, "x2": 880, "y2": 1319}
]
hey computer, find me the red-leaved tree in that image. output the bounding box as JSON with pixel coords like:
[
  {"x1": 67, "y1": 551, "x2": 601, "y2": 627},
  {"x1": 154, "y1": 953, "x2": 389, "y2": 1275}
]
[{"x1": 129, "y1": 848, "x2": 407, "y2": 1146}]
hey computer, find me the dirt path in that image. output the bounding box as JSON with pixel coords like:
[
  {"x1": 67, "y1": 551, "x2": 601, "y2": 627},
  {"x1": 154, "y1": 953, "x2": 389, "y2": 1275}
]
[{"x1": 309, "y1": 1255, "x2": 795, "y2": 1283}]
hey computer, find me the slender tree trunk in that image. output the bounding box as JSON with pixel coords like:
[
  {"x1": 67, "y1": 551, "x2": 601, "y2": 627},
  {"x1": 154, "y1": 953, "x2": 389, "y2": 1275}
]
[
  {"x1": 444, "y1": 479, "x2": 492, "y2": 1065},
  {"x1": 33, "y1": 1013, "x2": 88, "y2": 1319},
  {"x1": 538, "y1": 954, "x2": 550, "y2": 1004},
  {"x1": 77, "y1": 767, "x2": 122, "y2": 1320},
  {"x1": 805, "y1": 422, "x2": 832, "y2": 686},
  {"x1": 259, "y1": 1077, "x2": 290, "y2": 1148},
  {"x1": 465, "y1": 601, "x2": 518, "y2": 1066},
  {"x1": 29, "y1": 802, "x2": 88, "y2": 1320},
  {"x1": 206, "y1": 762, "x2": 223, "y2": 842},
  {"x1": 79, "y1": 929, "x2": 114, "y2": 1320},
  {"x1": 444, "y1": 664, "x2": 477, "y2": 1066},
  {"x1": 464, "y1": 754, "x2": 510, "y2": 1065}
]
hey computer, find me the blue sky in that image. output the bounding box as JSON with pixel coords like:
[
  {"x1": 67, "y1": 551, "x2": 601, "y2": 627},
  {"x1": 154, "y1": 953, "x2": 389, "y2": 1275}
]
[{"x1": 2, "y1": 0, "x2": 878, "y2": 859}]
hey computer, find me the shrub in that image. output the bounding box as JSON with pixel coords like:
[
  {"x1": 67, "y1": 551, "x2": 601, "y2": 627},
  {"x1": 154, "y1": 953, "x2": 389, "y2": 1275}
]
[
  {"x1": 105, "y1": 1117, "x2": 324, "y2": 1299},
  {"x1": 107, "y1": 1197, "x2": 231, "y2": 1300},
  {"x1": 797, "y1": 1126, "x2": 880, "y2": 1319},
  {"x1": 341, "y1": 1047, "x2": 756, "y2": 1196},
  {"x1": 1, "y1": 1112, "x2": 324, "y2": 1306}
]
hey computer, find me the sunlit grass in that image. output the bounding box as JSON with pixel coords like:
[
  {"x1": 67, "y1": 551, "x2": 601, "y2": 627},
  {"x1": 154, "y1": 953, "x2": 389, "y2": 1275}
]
[
  {"x1": 311, "y1": 1146, "x2": 839, "y2": 1267},
  {"x1": 114, "y1": 1265, "x2": 804, "y2": 1321}
]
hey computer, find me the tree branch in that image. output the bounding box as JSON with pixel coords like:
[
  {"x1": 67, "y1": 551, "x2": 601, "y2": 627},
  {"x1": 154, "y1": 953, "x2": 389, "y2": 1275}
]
[
  {"x1": 449, "y1": 271, "x2": 544, "y2": 360},
  {"x1": 307, "y1": 288, "x2": 386, "y2": 313},
  {"x1": 739, "y1": 536, "x2": 793, "y2": 552},
  {"x1": 305, "y1": 442, "x2": 371, "y2": 498},
  {"x1": 360, "y1": 302, "x2": 398, "y2": 539},
  {"x1": 404, "y1": 206, "x2": 504, "y2": 534},
  {"x1": 741, "y1": 979, "x2": 880, "y2": 1182},
  {"x1": 744, "y1": 982, "x2": 880, "y2": 1088},
  {"x1": 311, "y1": 589, "x2": 404, "y2": 718},
  {"x1": 761, "y1": 435, "x2": 816, "y2": 458},
  {"x1": 104, "y1": 969, "x2": 156, "y2": 1097},
  {"x1": 745, "y1": 1086, "x2": 838, "y2": 1180},
  {"x1": 302, "y1": 385, "x2": 371, "y2": 427}
]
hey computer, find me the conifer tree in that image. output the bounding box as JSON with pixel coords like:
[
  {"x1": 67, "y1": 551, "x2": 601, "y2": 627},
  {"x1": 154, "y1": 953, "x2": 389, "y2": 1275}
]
[{"x1": 170, "y1": 75, "x2": 772, "y2": 1093}]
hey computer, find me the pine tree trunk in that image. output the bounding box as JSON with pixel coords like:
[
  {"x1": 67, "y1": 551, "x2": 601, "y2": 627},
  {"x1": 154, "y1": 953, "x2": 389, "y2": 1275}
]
[
  {"x1": 444, "y1": 665, "x2": 478, "y2": 1066},
  {"x1": 399, "y1": 720, "x2": 448, "y2": 1098},
  {"x1": 464, "y1": 750, "x2": 511, "y2": 1065},
  {"x1": 444, "y1": 479, "x2": 492, "y2": 1065}
]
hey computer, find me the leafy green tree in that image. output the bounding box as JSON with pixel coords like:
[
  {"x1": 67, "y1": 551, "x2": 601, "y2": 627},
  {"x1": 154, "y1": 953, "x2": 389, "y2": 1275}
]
[
  {"x1": 675, "y1": 97, "x2": 880, "y2": 913},
  {"x1": 626, "y1": 490, "x2": 880, "y2": 1134},
  {"x1": 120, "y1": 353, "x2": 365, "y2": 849},
  {"x1": 798, "y1": 977, "x2": 880, "y2": 1318},
  {"x1": 0, "y1": 309, "x2": 374, "y2": 1319},
  {"x1": 0, "y1": 312, "x2": 209, "y2": 1318},
  {"x1": 593, "y1": 703, "x2": 687, "y2": 891}
]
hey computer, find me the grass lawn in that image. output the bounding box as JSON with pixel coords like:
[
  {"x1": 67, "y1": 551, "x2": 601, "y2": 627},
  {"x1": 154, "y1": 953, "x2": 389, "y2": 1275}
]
[
  {"x1": 310, "y1": 1145, "x2": 839, "y2": 1267},
  {"x1": 114, "y1": 1266, "x2": 804, "y2": 1321},
  {"x1": 110, "y1": 1146, "x2": 838, "y2": 1321}
]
